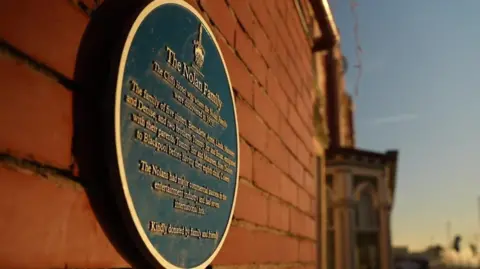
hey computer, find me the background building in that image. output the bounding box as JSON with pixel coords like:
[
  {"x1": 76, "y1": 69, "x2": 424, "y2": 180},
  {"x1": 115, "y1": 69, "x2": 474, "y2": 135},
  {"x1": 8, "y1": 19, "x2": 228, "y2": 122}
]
[{"x1": 318, "y1": 38, "x2": 399, "y2": 269}]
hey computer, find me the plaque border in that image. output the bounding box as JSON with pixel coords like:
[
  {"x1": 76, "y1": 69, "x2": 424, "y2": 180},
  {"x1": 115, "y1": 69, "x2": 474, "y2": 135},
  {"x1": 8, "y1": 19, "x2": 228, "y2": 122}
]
[{"x1": 113, "y1": 1, "x2": 240, "y2": 268}]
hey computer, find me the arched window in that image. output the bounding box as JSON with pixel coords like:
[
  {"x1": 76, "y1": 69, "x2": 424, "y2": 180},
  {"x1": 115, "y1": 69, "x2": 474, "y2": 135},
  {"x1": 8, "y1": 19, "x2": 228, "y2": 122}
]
[{"x1": 355, "y1": 186, "x2": 378, "y2": 230}]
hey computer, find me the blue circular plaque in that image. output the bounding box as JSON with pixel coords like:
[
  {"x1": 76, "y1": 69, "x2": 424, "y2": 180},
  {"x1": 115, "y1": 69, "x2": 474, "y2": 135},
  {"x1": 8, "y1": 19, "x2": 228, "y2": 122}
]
[{"x1": 112, "y1": 1, "x2": 239, "y2": 268}]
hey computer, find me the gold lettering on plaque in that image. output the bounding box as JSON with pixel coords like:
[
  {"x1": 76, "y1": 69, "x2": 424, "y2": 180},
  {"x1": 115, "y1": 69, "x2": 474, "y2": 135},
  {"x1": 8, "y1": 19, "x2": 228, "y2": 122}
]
[
  {"x1": 130, "y1": 80, "x2": 143, "y2": 95},
  {"x1": 131, "y1": 113, "x2": 146, "y2": 127},
  {"x1": 152, "y1": 181, "x2": 183, "y2": 197},
  {"x1": 125, "y1": 95, "x2": 138, "y2": 107},
  {"x1": 146, "y1": 120, "x2": 158, "y2": 133},
  {"x1": 149, "y1": 221, "x2": 168, "y2": 234},
  {"x1": 137, "y1": 100, "x2": 157, "y2": 118},
  {"x1": 123, "y1": 39, "x2": 241, "y2": 235}
]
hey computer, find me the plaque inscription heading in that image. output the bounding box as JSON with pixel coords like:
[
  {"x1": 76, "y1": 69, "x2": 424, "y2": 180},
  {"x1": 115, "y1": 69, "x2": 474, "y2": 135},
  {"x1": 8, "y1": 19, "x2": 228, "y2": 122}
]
[{"x1": 112, "y1": 1, "x2": 239, "y2": 268}]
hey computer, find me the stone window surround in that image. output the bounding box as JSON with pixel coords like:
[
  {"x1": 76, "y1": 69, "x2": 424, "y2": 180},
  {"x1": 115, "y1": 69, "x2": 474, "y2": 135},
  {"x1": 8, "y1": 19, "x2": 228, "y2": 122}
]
[{"x1": 322, "y1": 165, "x2": 394, "y2": 269}]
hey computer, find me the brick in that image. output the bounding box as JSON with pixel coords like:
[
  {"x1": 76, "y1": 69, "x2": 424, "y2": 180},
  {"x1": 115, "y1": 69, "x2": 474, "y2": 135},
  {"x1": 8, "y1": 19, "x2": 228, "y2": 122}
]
[
  {"x1": 304, "y1": 170, "x2": 316, "y2": 197},
  {"x1": 285, "y1": 59, "x2": 303, "y2": 89},
  {"x1": 301, "y1": 87, "x2": 316, "y2": 125},
  {"x1": 280, "y1": 173, "x2": 297, "y2": 205},
  {"x1": 253, "y1": 151, "x2": 281, "y2": 196},
  {"x1": 297, "y1": 92, "x2": 313, "y2": 132},
  {"x1": 297, "y1": 48, "x2": 312, "y2": 75},
  {"x1": 290, "y1": 208, "x2": 316, "y2": 239},
  {"x1": 239, "y1": 139, "x2": 253, "y2": 180},
  {"x1": 0, "y1": 166, "x2": 127, "y2": 268},
  {"x1": 183, "y1": 0, "x2": 202, "y2": 12},
  {"x1": 277, "y1": 65, "x2": 297, "y2": 102},
  {"x1": 217, "y1": 38, "x2": 254, "y2": 105},
  {"x1": 289, "y1": 154, "x2": 303, "y2": 185},
  {"x1": 213, "y1": 226, "x2": 254, "y2": 264},
  {"x1": 249, "y1": 0, "x2": 277, "y2": 46},
  {"x1": 299, "y1": 53, "x2": 314, "y2": 88},
  {"x1": 275, "y1": 234, "x2": 300, "y2": 263},
  {"x1": 248, "y1": 232, "x2": 299, "y2": 263},
  {"x1": 274, "y1": 13, "x2": 293, "y2": 46},
  {"x1": 310, "y1": 197, "x2": 317, "y2": 217},
  {"x1": 286, "y1": 9, "x2": 309, "y2": 54},
  {"x1": 252, "y1": 27, "x2": 275, "y2": 69},
  {"x1": 306, "y1": 89, "x2": 316, "y2": 118},
  {"x1": 280, "y1": 119, "x2": 297, "y2": 154},
  {"x1": 264, "y1": 0, "x2": 279, "y2": 20},
  {"x1": 263, "y1": 232, "x2": 297, "y2": 263},
  {"x1": 289, "y1": 105, "x2": 312, "y2": 151},
  {"x1": 268, "y1": 196, "x2": 289, "y2": 231},
  {"x1": 305, "y1": 216, "x2": 316, "y2": 240},
  {"x1": 251, "y1": 232, "x2": 283, "y2": 263},
  {"x1": 282, "y1": 9, "x2": 305, "y2": 67},
  {"x1": 227, "y1": 0, "x2": 256, "y2": 38},
  {"x1": 235, "y1": 26, "x2": 267, "y2": 86},
  {"x1": 274, "y1": 38, "x2": 290, "y2": 75},
  {"x1": 288, "y1": 105, "x2": 305, "y2": 135},
  {"x1": 274, "y1": 22, "x2": 297, "y2": 69},
  {"x1": 0, "y1": 55, "x2": 73, "y2": 169},
  {"x1": 309, "y1": 153, "x2": 317, "y2": 177},
  {"x1": 236, "y1": 98, "x2": 267, "y2": 152},
  {"x1": 263, "y1": 1, "x2": 281, "y2": 44},
  {"x1": 284, "y1": 0, "x2": 295, "y2": 13},
  {"x1": 276, "y1": 0, "x2": 288, "y2": 18},
  {"x1": 265, "y1": 130, "x2": 289, "y2": 174},
  {"x1": 254, "y1": 232, "x2": 299, "y2": 263},
  {"x1": 200, "y1": 0, "x2": 236, "y2": 46},
  {"x1": 293, "y1": 10, "x2": 311, "y2": 47},
  {"x1": 286, "y1": 63, "x2": 304, "y2": 96},
  {"x1": 234, "y1": 181, "x2": 268, "y2": 225},
  {"x1": 0, "y1": 0, "x2": 88, "y2": 78},
  {"x1": 299, "y1": 240, "x2": 317, "y2": 262},
  {"x1": 298, "y1": 86, "x2": 311, "y2": 108},
  {"x1": 299, "y1": 77, "x2": 314, "y2": 104},
  {"x1": 292, "y1": 265, "x2": 316, "y2": 269},
  {"x1": 297, "y1": 141, "x2": 311, "y2": 169},
  {"x1": 302, "y1": 50, "x2": 314, "y2": 74},
  {"x1": 254, "y1": 84, "x2": 280, "y2": 133},
  {"x1": 267, "y1": 71, "x2": 289, "y2": 117},
  {"x1": 214, "y1": 227, "x2": 298, "y2": 264},
  {"x1": 296, "y1": 49, "x2": 313, "y2": 75},
  {"x1": 289, "y1": 208, "x2": 302, "y2": 235},
  {"x1": 297, "y1": 187, "x2": 311, "y2": 213}
]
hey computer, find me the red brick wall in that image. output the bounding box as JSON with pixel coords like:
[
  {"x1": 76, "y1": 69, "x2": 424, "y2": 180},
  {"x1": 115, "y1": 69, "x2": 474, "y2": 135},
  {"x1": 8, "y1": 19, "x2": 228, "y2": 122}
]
[{"x1": 0, "y1": 0, "x2": 318, "y2": 268}]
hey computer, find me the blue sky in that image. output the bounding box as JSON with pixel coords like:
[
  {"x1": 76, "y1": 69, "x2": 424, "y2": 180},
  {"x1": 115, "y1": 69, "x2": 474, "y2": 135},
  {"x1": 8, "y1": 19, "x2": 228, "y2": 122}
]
[{"x1": 332, "y1": 1, "x2": 480, "y2": 250}]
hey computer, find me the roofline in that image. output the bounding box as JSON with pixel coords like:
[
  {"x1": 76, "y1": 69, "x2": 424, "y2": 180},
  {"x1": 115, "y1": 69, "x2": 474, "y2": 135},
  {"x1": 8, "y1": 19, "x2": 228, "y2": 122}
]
[
  {"x1": 326, "y1": 146, "x2": 398, "y2": 162},
  {"x1": 310, "y1": 0, "x2": 340, "y2": 51},
  {"x1": 326, "y1": 147, "x2": 399, "y2": 208}
]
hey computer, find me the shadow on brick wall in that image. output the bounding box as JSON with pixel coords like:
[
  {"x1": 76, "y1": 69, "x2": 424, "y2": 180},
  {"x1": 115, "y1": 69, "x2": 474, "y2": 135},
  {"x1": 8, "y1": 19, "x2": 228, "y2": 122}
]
[{"x1": 73, "y1": 0, "x2": 158, "y2": 268}]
